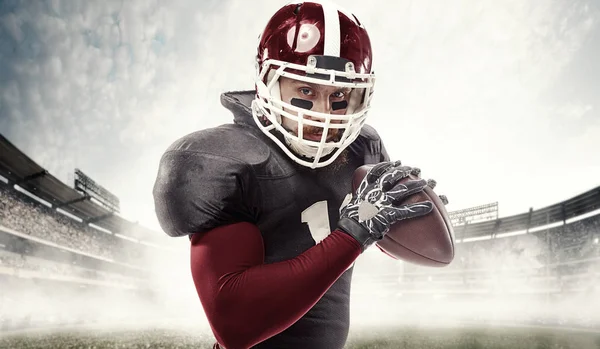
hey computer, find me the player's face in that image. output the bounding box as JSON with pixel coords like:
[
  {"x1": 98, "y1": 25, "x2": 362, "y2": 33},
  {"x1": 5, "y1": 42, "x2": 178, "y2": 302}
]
[{"x1": 279, "y1": 76, "x2": 351, "y2": 142}]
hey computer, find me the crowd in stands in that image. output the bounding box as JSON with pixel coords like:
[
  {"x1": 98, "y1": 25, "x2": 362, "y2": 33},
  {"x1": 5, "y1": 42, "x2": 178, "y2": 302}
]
[
  {"x1": 0, "y1": 184, "x2": 149, "y2": 265},
  {"x1": 544, "y1": 218, "x2": 600, "y2": 262},
  {"x1": 0, "y1": 248, "x2": 142, "y2": 286}
]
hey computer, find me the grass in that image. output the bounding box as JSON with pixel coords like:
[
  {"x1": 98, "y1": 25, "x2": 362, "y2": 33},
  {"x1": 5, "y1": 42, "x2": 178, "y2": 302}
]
[{"x1": 1, "y1": 325, "x2": 599, "y2": 349}]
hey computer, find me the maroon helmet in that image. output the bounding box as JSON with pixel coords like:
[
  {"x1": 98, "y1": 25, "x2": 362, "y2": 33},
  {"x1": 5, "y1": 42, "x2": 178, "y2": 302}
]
[{"x1": 251, "y1": 1, "x2": 376, "y2": 169}]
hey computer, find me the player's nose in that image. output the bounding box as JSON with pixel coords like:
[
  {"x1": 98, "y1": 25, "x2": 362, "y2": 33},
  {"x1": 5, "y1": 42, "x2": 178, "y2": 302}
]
[{"x1": 307, "y1": 98, "x2": 332, "y2": 117}]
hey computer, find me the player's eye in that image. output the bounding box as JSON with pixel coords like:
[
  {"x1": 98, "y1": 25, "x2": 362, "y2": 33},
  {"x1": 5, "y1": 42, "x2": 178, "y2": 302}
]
[
  {"x1": 331, "y1": 91, "x2": 346, "y2": 99},
  {"x1": 299, "y1": 87, "x2": 313, "y2": 96}
]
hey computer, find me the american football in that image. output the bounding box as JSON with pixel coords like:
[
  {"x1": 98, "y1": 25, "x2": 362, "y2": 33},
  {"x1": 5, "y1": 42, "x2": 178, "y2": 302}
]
[{"x1": 352, "y1": 164, "x2": 455, "y2": 267}]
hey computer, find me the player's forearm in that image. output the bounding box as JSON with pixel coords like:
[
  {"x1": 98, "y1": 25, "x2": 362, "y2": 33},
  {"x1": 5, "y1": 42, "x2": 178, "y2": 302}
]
[{"x1": 190, "y1": 222, "x2": 360, "y2": 349}]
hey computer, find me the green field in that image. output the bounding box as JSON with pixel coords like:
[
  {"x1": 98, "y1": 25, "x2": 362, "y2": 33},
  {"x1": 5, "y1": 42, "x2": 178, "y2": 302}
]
[{"x1": 1, "y1": 325, "x2": 599, "y2": 349}]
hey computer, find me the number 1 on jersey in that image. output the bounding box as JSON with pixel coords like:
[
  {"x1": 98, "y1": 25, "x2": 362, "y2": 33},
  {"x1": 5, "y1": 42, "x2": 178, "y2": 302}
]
[
  {"x1": 301, "y1": 199, "x2": 356, "y2": 271},
  {"x1": 301, "y1": 200, "x2": 331, "y2": 244}
]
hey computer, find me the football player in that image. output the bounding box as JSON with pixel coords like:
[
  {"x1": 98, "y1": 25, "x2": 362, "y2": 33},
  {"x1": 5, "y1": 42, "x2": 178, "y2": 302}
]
[{"x1": 153, "y1": 2, "x2": 436, "y2": 348}]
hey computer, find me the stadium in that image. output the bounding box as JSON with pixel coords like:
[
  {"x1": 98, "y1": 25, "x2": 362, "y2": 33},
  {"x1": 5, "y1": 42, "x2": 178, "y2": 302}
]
[{"x1": 0, "y1": 132, "x2": 599, "y2": 349}]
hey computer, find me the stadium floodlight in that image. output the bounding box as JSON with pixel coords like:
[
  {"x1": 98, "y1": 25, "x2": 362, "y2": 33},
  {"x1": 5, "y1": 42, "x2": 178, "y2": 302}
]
[{"x1": 74, "y1": 168, "x2": 120, "y2": 213}]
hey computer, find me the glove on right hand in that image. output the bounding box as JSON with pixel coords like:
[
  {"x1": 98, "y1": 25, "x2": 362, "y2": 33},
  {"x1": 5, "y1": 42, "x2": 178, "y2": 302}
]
[{"x1": 337, "y1": 161, "x2": 434, "y2": 251}]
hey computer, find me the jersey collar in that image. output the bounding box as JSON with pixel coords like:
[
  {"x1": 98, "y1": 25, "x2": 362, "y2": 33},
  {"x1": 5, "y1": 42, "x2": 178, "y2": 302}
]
[{"x1": 220, "y1": 90, "x2": 256, "y2": 127}]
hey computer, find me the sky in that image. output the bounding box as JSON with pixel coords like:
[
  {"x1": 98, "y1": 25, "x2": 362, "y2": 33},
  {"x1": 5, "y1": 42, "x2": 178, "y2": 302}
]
[{"x1": 1, "y1": 0, "x2": 599, "y2": 235}]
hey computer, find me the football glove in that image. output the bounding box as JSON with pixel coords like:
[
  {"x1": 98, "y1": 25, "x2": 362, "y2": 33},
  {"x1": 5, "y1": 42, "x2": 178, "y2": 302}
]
[{"x1": 337, "y1": 161, "x2": 434, "y2": 251}]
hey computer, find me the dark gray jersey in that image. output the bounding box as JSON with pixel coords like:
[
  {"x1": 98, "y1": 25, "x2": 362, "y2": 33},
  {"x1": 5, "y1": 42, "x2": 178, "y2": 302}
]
[{"x1": 153, "y1": 90, "x2": 389, "y2": 349}]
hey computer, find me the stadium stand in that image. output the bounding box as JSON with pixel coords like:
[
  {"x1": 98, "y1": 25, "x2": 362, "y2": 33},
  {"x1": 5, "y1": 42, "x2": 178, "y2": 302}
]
[
  {"x1": 351, "y1": 188, "x2": 600, "y2": 332},
  {"x1": 0, "y1": 134, "x2": 177, "y2": 330},
  {"x1": 1, "y1": 132, "x2": 598, "y2": 331},
  {"x1": 0, "y1": 134, "x2": 159, "y2": 242},
  {"x1": 0, "y1": 184, "x2": 152, "y2": 265}
]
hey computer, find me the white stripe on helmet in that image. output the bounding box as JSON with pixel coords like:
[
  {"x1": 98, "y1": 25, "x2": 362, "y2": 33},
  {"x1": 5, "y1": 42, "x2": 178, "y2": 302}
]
[{"x1": 319, "y1": 1, "x2": 341, "y2": 56}]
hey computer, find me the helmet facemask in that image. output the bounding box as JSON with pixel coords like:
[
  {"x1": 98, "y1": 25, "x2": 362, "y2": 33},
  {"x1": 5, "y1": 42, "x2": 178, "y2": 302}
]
[{"x1": 252, "y1": 55, "x2": 375, "y2": 169}]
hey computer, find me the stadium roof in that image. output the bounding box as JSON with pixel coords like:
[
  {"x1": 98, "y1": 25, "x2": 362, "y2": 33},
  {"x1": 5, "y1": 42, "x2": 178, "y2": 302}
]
[{"x1": 0, "y1": 134, "x2": 157, "y2": 241}]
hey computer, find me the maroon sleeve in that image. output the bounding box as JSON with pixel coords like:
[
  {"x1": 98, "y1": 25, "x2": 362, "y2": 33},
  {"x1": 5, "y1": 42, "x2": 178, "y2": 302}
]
[{"x1": 189, "y1": 222, "x2": 361, "y2": 349}]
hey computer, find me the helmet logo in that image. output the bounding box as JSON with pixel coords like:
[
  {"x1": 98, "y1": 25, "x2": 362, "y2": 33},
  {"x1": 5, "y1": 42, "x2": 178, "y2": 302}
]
[{"x1": 287, "y1": 23, "x2": 321, "y2": 53}]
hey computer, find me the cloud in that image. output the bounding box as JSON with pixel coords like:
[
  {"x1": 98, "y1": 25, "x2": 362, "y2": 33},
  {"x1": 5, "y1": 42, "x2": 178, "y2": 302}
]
[
  {"x1": 0, "y1": 0, "x2": 599, "y2": 233},
  {"x1": 352, "y1": 0, "x2": 600, "y2": 214}
]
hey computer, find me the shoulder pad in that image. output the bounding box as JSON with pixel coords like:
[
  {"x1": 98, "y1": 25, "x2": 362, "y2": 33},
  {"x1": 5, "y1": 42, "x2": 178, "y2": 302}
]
[
  {"x1": 165, "y1": 125, "x2": 271, "y2": 166},
  {"x1": 358, "y1": 124, "x2": 382, "y2": 142},
  {"x1": 153, "y1": 129, "x2": 261, "y2": 237}
]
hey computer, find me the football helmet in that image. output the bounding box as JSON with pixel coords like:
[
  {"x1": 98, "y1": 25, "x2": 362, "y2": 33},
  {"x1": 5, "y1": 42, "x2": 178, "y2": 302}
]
[{"x1": 252, "y1": 1, "x2": 376, "y2": 168}]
